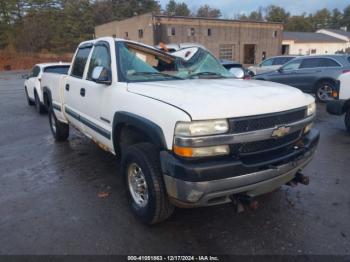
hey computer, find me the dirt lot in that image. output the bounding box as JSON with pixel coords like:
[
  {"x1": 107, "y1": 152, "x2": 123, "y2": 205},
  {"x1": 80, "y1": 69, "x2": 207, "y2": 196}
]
[{"x1": 0, "y1": 71, "x2": 349, "y2": 255}]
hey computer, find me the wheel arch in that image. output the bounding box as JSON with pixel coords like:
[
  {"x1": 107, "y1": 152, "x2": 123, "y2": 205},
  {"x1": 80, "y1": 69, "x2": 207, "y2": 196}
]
[
  {"x1": 314, "y1": 77, "x2": 337, "y2": 91},
  {"x1": 112, "y1": 112, "x2": 167, "y2": 156}
]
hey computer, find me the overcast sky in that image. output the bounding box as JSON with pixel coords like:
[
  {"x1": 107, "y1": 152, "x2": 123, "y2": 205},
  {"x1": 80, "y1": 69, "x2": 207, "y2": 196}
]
[{"x1": 158, "y1": 0, "x2": 349, "y2": 18}]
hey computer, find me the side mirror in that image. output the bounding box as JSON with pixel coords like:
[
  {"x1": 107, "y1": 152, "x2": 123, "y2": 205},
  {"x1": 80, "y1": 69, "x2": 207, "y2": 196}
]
[
  {"x1": 277, "y1": 68, "x2": 284, "y2": 73},
  {"x1": 229, "y1": 68, "x2": 245, "y2": 79},
  {"x1": 92, "y1": 66, "x2": 112, "y2": 85}
]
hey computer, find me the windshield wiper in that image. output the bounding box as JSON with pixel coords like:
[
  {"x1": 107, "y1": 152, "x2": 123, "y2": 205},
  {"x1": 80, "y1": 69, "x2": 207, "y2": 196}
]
[
  {"x1": 188, "y1": 72, "x2": 224, "y2": 79},
  {"x1": 131, "y1": 71, "x2": 183, "y2": 80}
]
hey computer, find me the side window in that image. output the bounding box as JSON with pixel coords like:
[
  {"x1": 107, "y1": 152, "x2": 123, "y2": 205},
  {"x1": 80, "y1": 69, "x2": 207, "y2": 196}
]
[
  {"x1": 31, "y1": 66, "x2": 41, "y2": 77},
  {"x1": 87, "y1": 44, "x2": 111, "y2": 80},
  {"x1": 282, "y1": 60, "x2": 301, "y2": 71},
  {"x1": 320, "y1": 58, "x2": 341, "y2": 67},
  {"x1": 300, "y1": 58, "x2": 320, "y2": 69},
  {"x1": 261, "y1": 58, "x2": 273, "y2": 67},
  {"x1": 71, "y1": 47, "x2": 92, "y2": 78}
]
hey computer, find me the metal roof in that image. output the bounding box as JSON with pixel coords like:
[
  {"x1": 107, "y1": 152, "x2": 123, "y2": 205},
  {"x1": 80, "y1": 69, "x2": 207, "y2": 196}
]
[
  {"x1": 320, "y1": 29, "x2": 350, "y2": 39},
  {"x1": 283, "y1": 31, "x2": 346, "y2": 43}
]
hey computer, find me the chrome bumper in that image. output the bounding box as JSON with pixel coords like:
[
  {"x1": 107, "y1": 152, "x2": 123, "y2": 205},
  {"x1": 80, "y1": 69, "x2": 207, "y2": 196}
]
[{"x1": 163, "y1": 146, "x2": 316, "y2": 208}]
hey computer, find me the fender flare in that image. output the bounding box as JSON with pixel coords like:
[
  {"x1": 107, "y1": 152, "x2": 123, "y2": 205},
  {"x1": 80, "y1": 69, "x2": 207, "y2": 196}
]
[{"x1": 112, "y1": 111, "x2": 168, "y2": 153}]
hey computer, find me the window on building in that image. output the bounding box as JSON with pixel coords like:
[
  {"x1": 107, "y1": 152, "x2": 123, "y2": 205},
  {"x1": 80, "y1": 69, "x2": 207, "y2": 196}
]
[
  {"x1": 310, "y1": 49, "x2": 316, "y2": 54},
  {"x1": 71, "y1": 46, "x2": 92, "y2": 78},
  {"x1": 219, "y1": 44, "x2": 234, "y2": 60},
  {"x1": 138, "y1": 29, "x2": 143, "y2": 38},
  {"x1": 207, "y1": 28, "x2": 211, "y2": 36},
  {"x1": 167, "y1": 27, "x2": 176, "y2": 36},
  {"x1": 125, "y1": 32, "x2": 129, "y2": 38},
  {"x1": 188, "y1": 28, "x2": 195, "y2": 36},
  {"x1": 112, "y1": 34, "x2": 116, "y2": 38},
  {"x1": 272, "y1": 30, "x2": 278, "y2": 38}
]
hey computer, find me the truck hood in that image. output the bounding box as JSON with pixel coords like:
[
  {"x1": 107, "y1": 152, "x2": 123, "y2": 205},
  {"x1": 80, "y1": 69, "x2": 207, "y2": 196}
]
[{"x1": 127, "y1": 79, "x2": 313, "y2": 120}]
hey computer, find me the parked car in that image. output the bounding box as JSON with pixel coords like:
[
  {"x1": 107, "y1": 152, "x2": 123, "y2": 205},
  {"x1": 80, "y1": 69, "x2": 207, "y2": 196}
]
[
  {"x1": 254, "y1": 55, "x2": 350, "y2": 102},
  {"x1": 24, "y1": 63, "x2": 70, "y2": 113},
  {"x1": 327, "y1": 72, "x2": 350, "y2": 132},
  {"x1": 248, "y1": 55, "x2": 296, "y2": 76},
  {"x1": 41, "y1": 37, "x2": 318, "y2": 224}
]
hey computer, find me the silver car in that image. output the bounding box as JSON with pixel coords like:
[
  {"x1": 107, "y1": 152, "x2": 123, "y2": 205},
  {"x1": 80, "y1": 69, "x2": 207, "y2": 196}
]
[{"x1": 248, "y1": 56, "x2": 296, "y2": 75}]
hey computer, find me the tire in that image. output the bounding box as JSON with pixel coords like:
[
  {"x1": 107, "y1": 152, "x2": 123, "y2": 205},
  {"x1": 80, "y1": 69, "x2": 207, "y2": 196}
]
[
  {"x1": 25, "y1": 87, "x2": 34, "y2": 106},
  {"x1": 345, "y1": 108, "x2": 350, "y2": 133},
  {"x1": 121, "y1": 143, "x2": 174, "y2": 224},
  {"x1": 315, "y1": 80, "x2": 335, "y2": 103},
  {"x1": 35, "y1": 92, "x2": 46, "y2": 114},
  {"x1": 49, "y1": 107, "x2": 69, "y2": 142}
]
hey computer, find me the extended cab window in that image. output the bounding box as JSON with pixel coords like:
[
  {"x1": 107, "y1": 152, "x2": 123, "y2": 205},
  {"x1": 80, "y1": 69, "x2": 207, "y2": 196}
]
[
  {"x1": 87, "y1": 44, "x2": 111, "y2": 79},
  {"x1": 71, "y1": 46, "x2": 92, "y2": 78}
]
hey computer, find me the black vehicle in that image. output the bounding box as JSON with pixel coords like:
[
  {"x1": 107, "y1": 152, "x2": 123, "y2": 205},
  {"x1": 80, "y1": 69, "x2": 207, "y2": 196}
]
[{"x1": 254, "y1": 55, "x2": 350, "y2": 102}]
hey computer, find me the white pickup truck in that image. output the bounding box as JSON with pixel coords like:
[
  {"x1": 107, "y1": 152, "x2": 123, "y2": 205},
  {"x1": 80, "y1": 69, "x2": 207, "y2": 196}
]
[
  {"x1": 41, "y1": 37, "x2": 319, "y2": 224},
  {"x1": 327, "y1": 72, "x2": 350, "y2": 132}
]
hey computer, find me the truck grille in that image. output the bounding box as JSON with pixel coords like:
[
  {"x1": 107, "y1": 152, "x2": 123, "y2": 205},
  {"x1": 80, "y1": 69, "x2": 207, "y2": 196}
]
[
  {"x1": 229, "y1": 107, "x2": 306, "y2": 133},
  {"x1": 231, "y1": 130, "x2": 302, "y2": 156}
]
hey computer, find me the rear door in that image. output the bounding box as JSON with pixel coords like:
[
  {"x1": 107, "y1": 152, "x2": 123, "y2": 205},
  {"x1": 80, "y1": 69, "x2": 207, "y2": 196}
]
[
  {"x1": 64, "y1": 44, "x2": 93, "y2": 130},
  {"x1": 295, "y1": 58, "x2": 324, "y2": 92}
]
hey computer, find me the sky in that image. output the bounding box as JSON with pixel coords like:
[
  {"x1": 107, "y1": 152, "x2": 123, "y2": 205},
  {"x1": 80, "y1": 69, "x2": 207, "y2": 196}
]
[{"x1": 158, "y1": 0, "x2": 350, "y2": 18}]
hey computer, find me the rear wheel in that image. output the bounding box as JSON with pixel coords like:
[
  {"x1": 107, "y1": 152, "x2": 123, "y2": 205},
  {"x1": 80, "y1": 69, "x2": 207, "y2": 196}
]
[
  {"x1": 49, "y1": 107, "x2": 69, "y2": 142},
  {"x1": 25, "y1": 87, "x2": 34, "y2": 106},
  {"x1": 345, "y1": 108, "x2": 350, "y2": 133},
  {"x1": 121, "y1": 143, "x2": 174, "y2": 224},
  {"x1": 316, "y1": 80, "x2": 334, "y2": 102},
  {"x1": 35, "y1": 92, "x2": 46, "y2": 114}
]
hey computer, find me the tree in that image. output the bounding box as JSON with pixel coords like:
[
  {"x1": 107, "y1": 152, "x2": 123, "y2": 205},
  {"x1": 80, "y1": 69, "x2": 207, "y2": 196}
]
[
  {"x1": 311, "y1": 8, "x2": 332, "y2": 29},
  {"x1": 342, "y1": 5, "x2": 350, "y2": 30},
  {"x1": 265, "y1": 5, "x2": 290, "y2": 23},
  {"x1": 248, "y1": 9, "x2": 264, "y2": 21},
  {"x1": 165, "y1": 0, "x2": 190, "y2": 16},
  {"x1": 331, "y1": 8, "x2": 343, "y2": 29},
  {"x1": 196, "y1": 5, "x2": 221, "y2": 18},
  {"x1": 284, "y1": 15, "x2": 313, "y2": 32}
]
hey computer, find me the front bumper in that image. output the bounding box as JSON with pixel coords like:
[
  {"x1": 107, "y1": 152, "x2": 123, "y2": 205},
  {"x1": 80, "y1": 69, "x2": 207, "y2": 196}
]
[
  {"x1": 160, "y1": 129, "x2": 319, "y2": 207},
  {"x1": 327, "y1": 99, "x2": 346, "y2": 115}
]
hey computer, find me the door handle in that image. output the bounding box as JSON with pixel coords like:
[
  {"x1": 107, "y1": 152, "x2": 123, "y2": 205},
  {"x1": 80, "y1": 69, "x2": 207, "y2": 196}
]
[
  {"x1": 80, "y1": 88, "x2": 85, "y2": 97},
  {"x1": 65, "y1": 84, "x2": 70, "y2": 91}
]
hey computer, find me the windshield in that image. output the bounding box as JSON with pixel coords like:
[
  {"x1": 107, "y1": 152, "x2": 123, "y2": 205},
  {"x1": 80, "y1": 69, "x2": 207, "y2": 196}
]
[{"x1": 116, "y1": 41, "x2": 233, "y2": 82}]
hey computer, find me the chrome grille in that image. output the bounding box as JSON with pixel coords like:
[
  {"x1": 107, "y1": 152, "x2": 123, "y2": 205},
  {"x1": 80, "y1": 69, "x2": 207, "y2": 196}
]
[{"x1": 230, "y1": 107, "x2": 307, "y2": 133}]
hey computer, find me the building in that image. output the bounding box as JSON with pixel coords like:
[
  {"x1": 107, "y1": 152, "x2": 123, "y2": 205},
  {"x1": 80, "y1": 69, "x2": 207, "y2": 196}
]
[
  {"x1": 95, "y1": 13, "x2": 283, "y2": 65},
  {"x1": 316, "y1": 28, "x2": 350, "y2": 51},
  {"x1": 282, "y1": 31, "x2": 348, "y2": 55}
]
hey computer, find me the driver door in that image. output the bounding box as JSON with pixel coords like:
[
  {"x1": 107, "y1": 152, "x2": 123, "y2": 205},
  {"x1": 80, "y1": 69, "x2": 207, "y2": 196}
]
[
  {"x1": 78, "y1": 41, "x2": 112, "y2": 145},
  {"x1": 268, "y1": 59, "x2": 302, "y2": 87}
]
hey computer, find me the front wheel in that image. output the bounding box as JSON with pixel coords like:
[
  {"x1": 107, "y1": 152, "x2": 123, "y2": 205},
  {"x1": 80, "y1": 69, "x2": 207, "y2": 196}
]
[
  {"x1": 316, "y1": 81, "x2": 334, "y2": 102},
  {"x1": 121, "y1": 143, "x2": 174, "y2": 224},
  {"x1": 49, "y1": 108, "x2": 69, "y2": 142},
  {"x1": 345, "y1": 108, "x2": 350, "y2": 133}
]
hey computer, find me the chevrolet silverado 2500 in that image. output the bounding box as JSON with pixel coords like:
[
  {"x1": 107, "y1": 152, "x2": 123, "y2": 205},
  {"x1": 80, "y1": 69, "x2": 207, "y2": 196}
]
[{"x1": 41, "y1": 37, "x2": 319, "y2": 224}]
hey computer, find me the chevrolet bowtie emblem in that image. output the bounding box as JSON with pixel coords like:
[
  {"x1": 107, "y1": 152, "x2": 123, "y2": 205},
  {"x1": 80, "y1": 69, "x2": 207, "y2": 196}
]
[{"x1": 272, "y1": 126, "x2": 291, "y2": 138}]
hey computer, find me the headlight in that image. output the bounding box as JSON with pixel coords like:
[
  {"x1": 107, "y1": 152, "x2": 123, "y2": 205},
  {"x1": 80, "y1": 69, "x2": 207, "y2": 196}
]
[
  {"x1": 307, "y1": 102, "x2": 316, "y2": 116},
  {"x1": 174, "y1": 145, "x2": 230, "y2": 158},
  {"x1": 175, "y1": 119, "x2": 229, "y2": 137}
]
